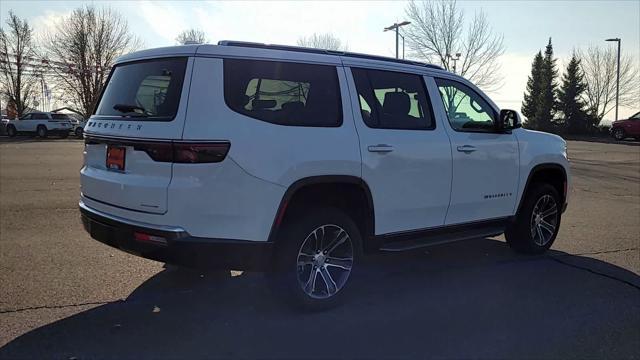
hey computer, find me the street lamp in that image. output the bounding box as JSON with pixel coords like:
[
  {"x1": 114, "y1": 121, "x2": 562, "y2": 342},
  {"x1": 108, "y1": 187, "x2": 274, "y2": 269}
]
[
  {"x1": 447, "y1": 52, "x2": 462, "y2": 74},
  {"x1": 606, "y1": 38, "x2": 621, "y2": 122},
  {"x1": 384, "y1": 21, "x2": 411, "y2": 59}
]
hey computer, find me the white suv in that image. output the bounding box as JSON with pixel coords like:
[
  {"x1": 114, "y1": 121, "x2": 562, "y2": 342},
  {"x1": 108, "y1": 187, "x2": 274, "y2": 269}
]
[
  {"x1": 5, "y1": 112, "x2": 72, "y2": 138},
  {"x1": 80, "y1": 42, "x2": 570, "y2": 309}
]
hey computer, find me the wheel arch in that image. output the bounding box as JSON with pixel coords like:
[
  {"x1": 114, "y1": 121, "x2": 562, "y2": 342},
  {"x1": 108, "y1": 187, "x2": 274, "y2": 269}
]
[
  {"x1": 267, "y1": 176, "x2": 375, "y2": 251},
  {"x1": 517, "y1": 163, "x2": 567, "y2": 215}
]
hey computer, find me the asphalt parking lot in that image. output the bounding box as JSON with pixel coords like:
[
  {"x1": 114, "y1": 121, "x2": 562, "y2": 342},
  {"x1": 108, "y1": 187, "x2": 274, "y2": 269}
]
[{"x1": 0, "y1": 137, "x2": 639, "y2": 359}]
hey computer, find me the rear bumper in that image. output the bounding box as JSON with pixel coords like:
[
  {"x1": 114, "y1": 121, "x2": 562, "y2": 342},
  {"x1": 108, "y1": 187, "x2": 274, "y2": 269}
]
[{"x1": 80, "y1": 201, "x2": 273, "y2": 271}]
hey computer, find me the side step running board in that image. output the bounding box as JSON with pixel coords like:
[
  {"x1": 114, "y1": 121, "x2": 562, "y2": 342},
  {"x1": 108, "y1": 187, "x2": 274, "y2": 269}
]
[{"x1": 378, "y1": 220, "x2": 508, "y2": 252}]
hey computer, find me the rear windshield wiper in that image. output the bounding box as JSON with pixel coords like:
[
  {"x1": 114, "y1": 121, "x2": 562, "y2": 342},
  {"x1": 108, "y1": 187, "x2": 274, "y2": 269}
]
[{"x1": 113, "y1": 103, "x2": 149, "y2": 117}]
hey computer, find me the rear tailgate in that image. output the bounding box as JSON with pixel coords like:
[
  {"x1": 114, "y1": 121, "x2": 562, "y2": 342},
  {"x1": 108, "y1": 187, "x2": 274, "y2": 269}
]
[{"x1": 81, "y1": 57, "x2": 192, "y2": 214}]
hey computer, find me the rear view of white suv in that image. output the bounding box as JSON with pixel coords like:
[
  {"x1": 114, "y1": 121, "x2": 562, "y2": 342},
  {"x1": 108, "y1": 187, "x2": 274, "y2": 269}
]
[{"x1": 80, "y1": 42, "x2": 570, "y2": 309}]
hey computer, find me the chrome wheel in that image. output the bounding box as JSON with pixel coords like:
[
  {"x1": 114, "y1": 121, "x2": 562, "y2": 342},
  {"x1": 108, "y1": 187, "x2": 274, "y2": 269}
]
[
  {"x1": 296, "y1": 224, "x2": 353, "y2": 299},
  {"x1": 530, "y1": 194, "x2": 558, "y2": 246}
]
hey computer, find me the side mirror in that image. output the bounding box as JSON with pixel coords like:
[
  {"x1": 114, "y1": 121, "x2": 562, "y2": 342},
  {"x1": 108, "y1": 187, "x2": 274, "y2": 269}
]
[{"x1": 498, "y1": 109, "x2": 522, "y2": 131}]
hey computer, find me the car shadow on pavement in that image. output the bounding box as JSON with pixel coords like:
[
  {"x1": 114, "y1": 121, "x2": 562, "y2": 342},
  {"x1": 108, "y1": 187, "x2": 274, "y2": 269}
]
[{"x1": 1, "y1": 238, "x2": 639, "y2": 359}]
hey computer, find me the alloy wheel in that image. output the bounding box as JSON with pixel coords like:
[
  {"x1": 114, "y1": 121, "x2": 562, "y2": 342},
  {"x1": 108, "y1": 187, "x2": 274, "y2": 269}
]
[
  {"x1": 296, "y1": 224, "x2": 354, "y2": 299},
  {"x1": 530, "y1": 194, "x2": 558, "y2": 246}
]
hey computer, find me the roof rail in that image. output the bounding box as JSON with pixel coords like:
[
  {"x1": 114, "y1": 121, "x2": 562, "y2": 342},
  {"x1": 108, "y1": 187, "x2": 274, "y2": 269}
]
[{"x1": 217, "y1": 40, "x2": 444, "y2": 70}]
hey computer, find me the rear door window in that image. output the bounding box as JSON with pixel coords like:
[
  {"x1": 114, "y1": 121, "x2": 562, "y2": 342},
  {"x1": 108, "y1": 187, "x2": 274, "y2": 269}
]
[
  {"x1": 51, "y1": 114, "x2": 71, "y2": 120},
  {"x1": 224, "y1": 59, "x2": 342, "y2": 127},
  {"x1": 351, "y1": 68, "x2": 435, "y2": 130},
  {"x1": 95, "y1": 57, "x2": 188, "y2": 120}
]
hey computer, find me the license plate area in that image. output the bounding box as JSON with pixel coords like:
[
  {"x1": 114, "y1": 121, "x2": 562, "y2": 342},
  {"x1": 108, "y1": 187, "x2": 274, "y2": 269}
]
[{"x1": 106, "y1": 145, "x2": 126, "y2": 171}]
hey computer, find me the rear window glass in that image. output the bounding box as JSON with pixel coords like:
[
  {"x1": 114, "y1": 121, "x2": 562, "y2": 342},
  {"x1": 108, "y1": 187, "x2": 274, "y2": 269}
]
[
  {"x1": 224, "y1": 59, "x2": 342, "y2": 127},
  {"x1": 95, "y1": 57, "x2": 187, "y2": 120}
]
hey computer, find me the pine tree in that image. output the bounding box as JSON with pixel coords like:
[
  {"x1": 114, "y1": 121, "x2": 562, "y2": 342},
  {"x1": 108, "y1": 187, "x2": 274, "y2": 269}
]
[
  {"x1": 522, "y1": 51, "x2": 544, "y2": 124},
  {"x1": 533, "y1": 38, "x2": 558, "y2": 132},
  {"x1": 557, "y1": 54, "x2": 588, "y2": 134}
]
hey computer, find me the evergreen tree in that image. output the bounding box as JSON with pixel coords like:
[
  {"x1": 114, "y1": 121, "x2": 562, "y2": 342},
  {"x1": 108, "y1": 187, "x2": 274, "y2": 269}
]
[
  {"x1": 533, "y1": 38, "x2": 559, "y2": 132},
  {"x1": 522, "y1": 51, "x2": 544, "y2": 124},
  {"x1": 558, "y1": 54, "x2": 588, "y2": 134}
]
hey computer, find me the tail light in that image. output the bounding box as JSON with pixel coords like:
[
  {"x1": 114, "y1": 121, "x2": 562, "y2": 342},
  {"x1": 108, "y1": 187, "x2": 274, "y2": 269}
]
[
  {"x1": 85, "y1": 136, "x2": 230, "y2": 164},
  {"x1": 134, "y1": 141, "x2": 230, "y2": 163},
  {"x1": 173, "y1": 143, "x2": 230, "y2": 163}
]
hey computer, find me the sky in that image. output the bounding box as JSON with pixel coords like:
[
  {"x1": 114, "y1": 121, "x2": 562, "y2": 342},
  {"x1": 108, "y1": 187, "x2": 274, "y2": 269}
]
[{"x1": 1, "y1": 0, "x2": 639, "y2": 121}]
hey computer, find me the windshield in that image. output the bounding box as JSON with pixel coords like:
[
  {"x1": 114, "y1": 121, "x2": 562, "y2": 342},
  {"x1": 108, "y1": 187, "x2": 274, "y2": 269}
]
[{"x1": 95, "y1": 57, "x2": 188, "y2": 120}]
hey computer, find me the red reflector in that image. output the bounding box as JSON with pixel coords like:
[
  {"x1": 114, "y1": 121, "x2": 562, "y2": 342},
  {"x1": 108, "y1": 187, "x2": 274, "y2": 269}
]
[
  {"x1": 106, "y1": 145, "x2": 126, "y2": 171},
  {"x1": 134, "y1": 232, "x2": 168, "y2": 246}
]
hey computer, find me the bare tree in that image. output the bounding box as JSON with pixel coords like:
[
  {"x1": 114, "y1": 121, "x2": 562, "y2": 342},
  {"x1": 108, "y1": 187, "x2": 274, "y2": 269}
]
[
  {"x1": 297, "y1": 33, "x2": 348, "y2": 51},
  {"x1": 577, "y1": 45, "x2": 639, "y2": 122},
  {"x1": 404, "y1": 0, "x2": 505, "y2": 91},
  {"x1": 42, "y1": 6, "x2": 141, "y2": 118},
  {"x1": 0, "y1": 11, "x2": 39, "y2": 117},
  {"x1": 176, "y1": 29, "x2": 207, "y2": 45}
]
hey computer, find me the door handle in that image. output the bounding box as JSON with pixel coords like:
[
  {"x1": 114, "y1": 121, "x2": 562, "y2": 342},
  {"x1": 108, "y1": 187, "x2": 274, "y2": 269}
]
[
  {"x1": 457, "y1": 145, "x2": 477, "y2": 153},
  {"x1": 368, "y1": 144, "x2": 394, "y2": 153}
]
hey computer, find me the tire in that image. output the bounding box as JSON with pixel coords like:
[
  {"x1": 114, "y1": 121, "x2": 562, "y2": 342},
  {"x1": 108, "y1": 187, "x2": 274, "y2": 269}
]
[
  {"x1": 268, "y1": 207, "x2": 362, "y2": 311},
  {"x1": 612, "y1": 127, "x2": 625, "y2": 141},
  {"x1": 36, "y1": 125, "x2": 48, "y2": 138},
  {"x1": 505, "y1": 183, "x2": 561, "y2": 254},
  {"x1": 75, "y1": 127, "x2": 83, "y2": 138},
  {"x1": 6, "y1": 125, "x2": 17, "y2": 138}
]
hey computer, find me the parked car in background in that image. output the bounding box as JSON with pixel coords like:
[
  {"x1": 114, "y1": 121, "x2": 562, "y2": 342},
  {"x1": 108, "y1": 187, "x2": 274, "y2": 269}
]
[
  {"x1": 0, "y1": 115, "x2": 9, "y2": 135},
  {"x1": 5, "y1": 112, "x2": 72, "y2": 138},
  {"x1": 611, "y1": 111, "x2": 640, "y2": 140},
  {"x1": 49, "y1": 112, "x2": 86, "y2": 137},
  {"x1": 70, "y1": 118, "x2": 87, "y2": 137}
]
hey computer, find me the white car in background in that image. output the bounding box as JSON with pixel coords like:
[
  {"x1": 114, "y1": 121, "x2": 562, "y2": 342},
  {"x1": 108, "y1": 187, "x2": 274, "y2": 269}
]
[
  {"x1": 0, "y1": 115, "x2": 9, "y2": 135},
  {"x1": 5, "y1": 112, "x2": 72, "y2": 138},
  {"x1": 70, "y1": 118, "x2": 87, "y2": 137}
]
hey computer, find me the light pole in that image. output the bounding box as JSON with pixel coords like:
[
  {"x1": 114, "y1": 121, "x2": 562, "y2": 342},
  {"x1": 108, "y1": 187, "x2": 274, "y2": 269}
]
[
  {"x1": 384, "y1": 21, "x2": 411, "y2": 59},
  {"x1": 394, "y1": 32, "x2": 407, "y2": 59},
  {"x1": 447, "y1": 52, "x2": 462, "y2": 73},
  {"x1": 606, "y1": 38, "x2": 621, "y2": 121}
]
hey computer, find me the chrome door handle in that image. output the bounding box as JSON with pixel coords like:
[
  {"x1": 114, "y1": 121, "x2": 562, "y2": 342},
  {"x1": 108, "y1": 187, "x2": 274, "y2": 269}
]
[
  {"x1": 457, "y1": 145, "x2": 477, "y2": 153},
  {"x1": 368, "y1": 144, "x2": 394, "y2": 153}
]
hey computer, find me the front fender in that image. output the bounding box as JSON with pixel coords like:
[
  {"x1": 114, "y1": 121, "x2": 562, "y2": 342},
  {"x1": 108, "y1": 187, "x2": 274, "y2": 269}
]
[{"x1": 513, "y1": 129, "x2": 571, "y2": 213}]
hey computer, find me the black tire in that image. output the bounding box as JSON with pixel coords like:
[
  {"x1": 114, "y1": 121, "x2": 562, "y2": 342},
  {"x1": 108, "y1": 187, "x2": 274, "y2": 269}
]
[
  {"x1": 75, "y1": 127, "x2": 83, "y2": 138},
  {"x1": 505, "y1": 183, "x2": 561, "y2": 254},
  {"x1": 268, "y1": 207, "x2": 362, "y2": 311},
  {"x1": 6, "y1": 125, "x2": 17, "y2": 138},
  {"x1": 36, "y1": 125, "x2": 48, "y2": 138},
  {"x1": 612, "y1": 127, "x2": 625, "y2": 141}
]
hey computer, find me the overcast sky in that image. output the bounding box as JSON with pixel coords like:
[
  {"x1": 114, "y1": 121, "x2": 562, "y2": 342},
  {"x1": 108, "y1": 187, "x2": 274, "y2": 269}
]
[{"x1": 1, "y1": 0, "x2": 639, "y2": 121}]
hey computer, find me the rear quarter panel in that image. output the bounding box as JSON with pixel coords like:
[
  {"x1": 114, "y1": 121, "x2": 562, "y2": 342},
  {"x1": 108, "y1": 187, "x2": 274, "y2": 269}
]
[{"x1": 182, "y1": 57, "x2": 362, "y2": 187}]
